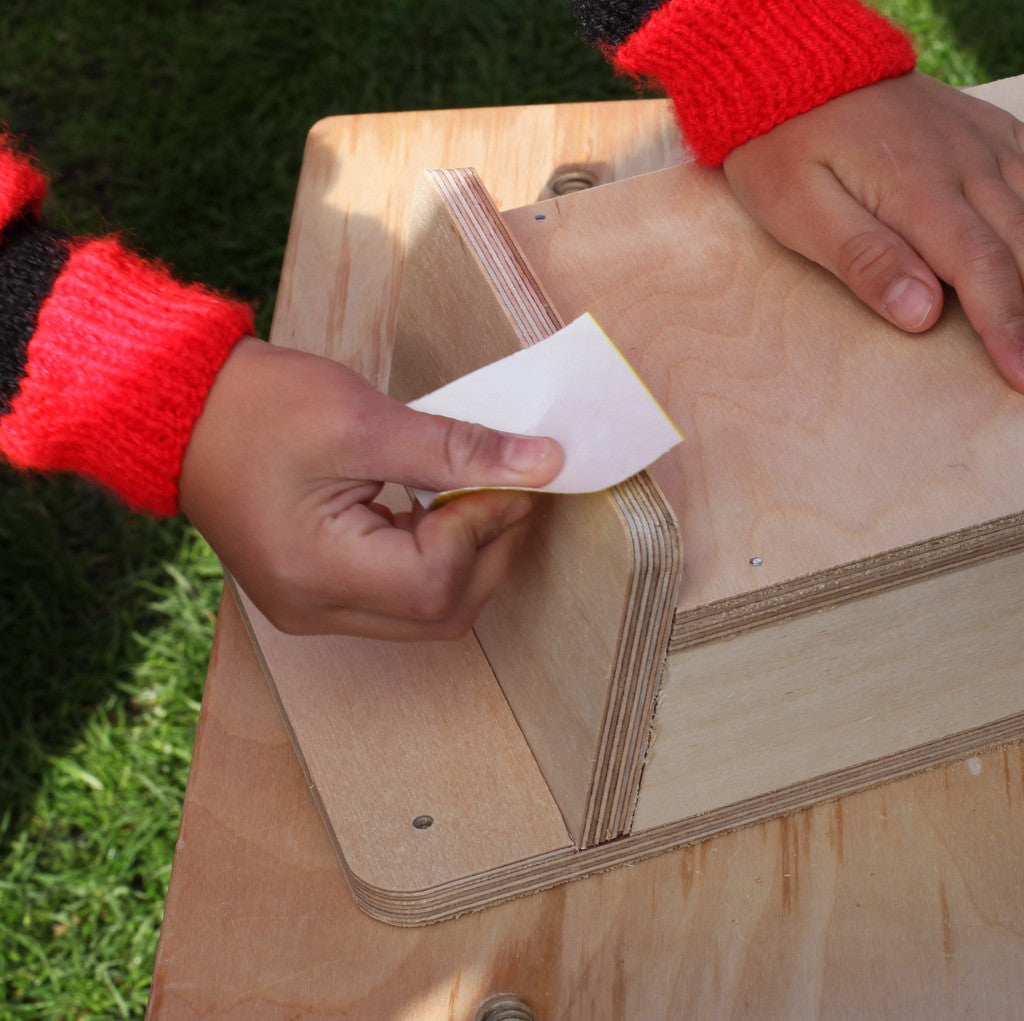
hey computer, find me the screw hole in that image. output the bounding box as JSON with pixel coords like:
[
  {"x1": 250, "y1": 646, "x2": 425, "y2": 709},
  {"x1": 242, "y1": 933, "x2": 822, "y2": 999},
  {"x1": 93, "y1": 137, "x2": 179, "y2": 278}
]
[
  {"x1": 475, "y1": 994, "x2": 535, "y2": 1021},
  {"x1": 412, "y1": 815, "x2": 434, "y2": 830},
  {"x1": 549, "y1": 168, "x2": 598, "y2": 195}
]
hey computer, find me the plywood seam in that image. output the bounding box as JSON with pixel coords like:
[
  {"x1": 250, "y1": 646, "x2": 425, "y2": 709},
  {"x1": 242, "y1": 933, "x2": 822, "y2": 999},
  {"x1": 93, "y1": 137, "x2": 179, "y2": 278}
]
[
  {"x1": 581, "y1": 477, "x2": 680, "y2": 846},
  {"x1": 670, "y1": 511, "x2": 1024, "y2": 651},
  {"x1": 341, "y1": 708, "x2": 1024, "y2": 926}
]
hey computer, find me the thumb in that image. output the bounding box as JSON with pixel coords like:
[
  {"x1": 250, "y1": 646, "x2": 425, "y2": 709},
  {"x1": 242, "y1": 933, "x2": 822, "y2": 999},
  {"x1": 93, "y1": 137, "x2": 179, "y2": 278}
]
[{"x1": 373, "y1": 400, "x2": 564, "y2": 494}]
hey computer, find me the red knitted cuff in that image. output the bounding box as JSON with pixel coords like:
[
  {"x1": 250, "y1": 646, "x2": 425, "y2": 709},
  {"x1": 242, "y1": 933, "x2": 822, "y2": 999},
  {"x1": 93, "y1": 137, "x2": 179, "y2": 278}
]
[
  {"x1": 0, "y1": 141, "x2": 47, "y2": 228},
  {"x1": 0, "y1": 238, "x2": 253, "y2": 515},
  {"x1": 612, "y1": 0, "x2": 917, "y2": 165}
]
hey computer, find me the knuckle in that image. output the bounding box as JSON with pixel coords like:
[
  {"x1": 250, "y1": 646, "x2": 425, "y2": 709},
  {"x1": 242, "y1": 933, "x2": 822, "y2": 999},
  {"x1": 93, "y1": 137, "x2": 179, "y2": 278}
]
[
  {"x1": 957, "y1": 223, "x2": 1011, "y2": 273},
  {"x1": 441, "y1": 418, "x2": 499, "y2": 478},
  {"x1": 835, "y1": 229, "x2": 900, "y2": 284},
  {"x1": 408, "y1": 571, "x2": 463, "y2": 623}
]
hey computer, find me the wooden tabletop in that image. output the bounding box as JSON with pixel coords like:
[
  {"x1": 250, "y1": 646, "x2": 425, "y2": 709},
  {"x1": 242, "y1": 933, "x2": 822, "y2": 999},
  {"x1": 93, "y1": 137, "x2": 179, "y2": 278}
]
[{"x1": 148, "y1": 94, "x2": 1024, "y2": 1019}]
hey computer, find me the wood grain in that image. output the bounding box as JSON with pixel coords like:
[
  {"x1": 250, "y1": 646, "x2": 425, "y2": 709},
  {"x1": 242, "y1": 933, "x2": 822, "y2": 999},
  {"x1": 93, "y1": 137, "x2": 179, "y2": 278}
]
[
  {"x1": 225, "y1": 98, "x2": 688, "y2": 923},
  {"x1": 492, "y1": 90, "x2": 1024, "y2": 839},
  {"x1": 502, "y1": 160, "x2": 1024, "y2": 620},
  {"x1": 233, "y1": 583, "x2": 571, "y2": 895},
  {"x1": 270, "y1": 101, "x2": 684, "y2": 383},
  {"x1": 635, "y1": 548, "x2": 1024, "y2": 829},
  {"x1": 151, "y1": 591, "x2": 1024, "y2": 1018}
]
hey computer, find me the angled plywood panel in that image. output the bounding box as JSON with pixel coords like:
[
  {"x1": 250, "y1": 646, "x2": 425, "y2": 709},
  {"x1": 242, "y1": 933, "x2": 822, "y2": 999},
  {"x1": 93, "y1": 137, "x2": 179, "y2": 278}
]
[{"x1": 389, "y1": 169, "x2": 679, "y2": 847}]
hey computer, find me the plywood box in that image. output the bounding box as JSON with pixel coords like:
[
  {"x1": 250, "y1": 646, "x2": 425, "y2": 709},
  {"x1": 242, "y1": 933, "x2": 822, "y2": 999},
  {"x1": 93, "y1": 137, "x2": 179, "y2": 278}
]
[{"x1": 237, "y1": 76, "x2": 1024, "y2": 925}]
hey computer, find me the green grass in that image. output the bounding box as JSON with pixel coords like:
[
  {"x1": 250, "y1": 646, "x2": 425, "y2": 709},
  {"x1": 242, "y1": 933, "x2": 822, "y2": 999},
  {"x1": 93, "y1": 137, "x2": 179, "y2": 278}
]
[
  {"x1": 0, "y1": 476, "x2": 220, "y2": 1016},
  {"x1": 0, "y1": 0, "x2": 1020, "y2": 1016}
]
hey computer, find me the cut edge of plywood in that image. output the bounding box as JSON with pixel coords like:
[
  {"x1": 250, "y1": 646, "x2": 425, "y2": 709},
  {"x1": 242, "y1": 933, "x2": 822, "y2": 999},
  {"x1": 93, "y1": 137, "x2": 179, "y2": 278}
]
[
  {"x1": 229, "y1": 576, "x2": 575, "y2": 888},
  {"x1": 669, "y1": 510, "x2": 1024, "y2": 651},
  {"x1": 390, "y1": 168, "x2": 681, "y2": 847},
  {"x1": 333, "y1": 694, "x2": 1024, "y2": 926}
]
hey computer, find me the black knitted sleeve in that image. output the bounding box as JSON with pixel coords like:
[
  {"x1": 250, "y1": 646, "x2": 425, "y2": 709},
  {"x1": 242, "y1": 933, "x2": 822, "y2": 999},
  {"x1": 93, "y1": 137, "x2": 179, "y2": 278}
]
[
  {"x1": 568, "y1": 0, "x2": 666, "y2": 47},
  {"x1": 0, "y1": 220, "x2": 71, "y2": 415}
]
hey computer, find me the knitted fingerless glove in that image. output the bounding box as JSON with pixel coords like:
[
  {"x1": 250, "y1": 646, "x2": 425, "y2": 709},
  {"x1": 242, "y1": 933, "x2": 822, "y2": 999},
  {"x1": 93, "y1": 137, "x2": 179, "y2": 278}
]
[
  {"x1": 572, "y1": 0, "x2": 917, "y2": 165},
  {"x1": 0, "y1": 137, "x2": 253, "y2": 515}
]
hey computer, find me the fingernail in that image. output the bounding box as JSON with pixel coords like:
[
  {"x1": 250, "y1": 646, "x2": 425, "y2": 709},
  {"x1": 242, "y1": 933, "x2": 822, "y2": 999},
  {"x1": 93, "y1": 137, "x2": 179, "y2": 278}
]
[
  {"x1": 502, "y1": 435, "x2": 555, "y2": 474},
  {"x1": 883, "y1": 277, "x2": 935, "y2": 330}
]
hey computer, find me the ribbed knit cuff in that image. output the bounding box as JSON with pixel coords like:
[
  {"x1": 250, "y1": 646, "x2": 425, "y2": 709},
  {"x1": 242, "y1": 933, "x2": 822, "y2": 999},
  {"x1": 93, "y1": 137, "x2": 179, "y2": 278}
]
[
  {"x1": 0, "y1": 142, "x2": 47, "y2": 229},
  {"x1": 0, "y1": 238, "x2": 253, "y2": 515},
  {"x1": 611, "y1": 0, "x2": 917, "y2": 165}
]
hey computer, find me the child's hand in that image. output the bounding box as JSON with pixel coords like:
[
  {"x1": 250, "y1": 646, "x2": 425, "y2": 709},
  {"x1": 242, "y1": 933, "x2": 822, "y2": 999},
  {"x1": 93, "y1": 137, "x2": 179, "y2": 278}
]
[
  {"x1": 722, "y1": 72, "x2": 1024, "y2": 390},
  {"x1": 179, "y1": 338, "x2": 562, "y2": 639}
]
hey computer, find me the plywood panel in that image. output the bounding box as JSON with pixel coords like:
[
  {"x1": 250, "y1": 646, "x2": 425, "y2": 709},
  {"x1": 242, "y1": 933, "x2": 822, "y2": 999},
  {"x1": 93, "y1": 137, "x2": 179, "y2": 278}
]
[
  {"x1": 234, "y1": 585, "x2": 572, "y2": 897},
  {"x1": 270, "y1": 101, "x2": 684, "y2": 385},
  {"x1": 226, "y1": 99, "x2": 688, "y2": 921},
  {"x1": 503, "y1": 161, "x2": 1024, "y2": 628},
  {"x1": 634, "y1": 548, "x2": 1024, "y2": 829},
  {"x1": 149, "y1": 79, "x2": 1024, "y2": 1006},
  {"x1": 221, "y1": 79, "x2": 1024, "y2": 925}
]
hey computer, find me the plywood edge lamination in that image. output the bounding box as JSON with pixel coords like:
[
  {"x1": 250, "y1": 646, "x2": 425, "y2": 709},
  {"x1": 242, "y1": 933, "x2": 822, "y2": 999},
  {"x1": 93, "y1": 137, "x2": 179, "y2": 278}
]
[
  {"x1": 348, "y1": 705, "x2": 1024, "y2": 926},
  {"x1": 390, "y1": 168, "x2": 680, "y2": 847},
  {"x1": 584, "y1": 475, "x2": 679, "y2": 845},
  {"x1": 236, "y1": 549, "x2": 1024, "y2": 925},
  {"x1": 669, "y1": 510, "x2": 1024, "y2": 651}
]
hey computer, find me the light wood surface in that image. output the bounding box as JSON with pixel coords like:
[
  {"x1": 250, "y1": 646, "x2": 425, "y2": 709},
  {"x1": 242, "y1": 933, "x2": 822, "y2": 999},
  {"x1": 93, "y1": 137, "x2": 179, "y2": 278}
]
[
  {"x1": 151, "y1": 87, "x2": 1024, "y2": 1015},
  {"x1": 636, "y1": 548, "x2": 1024, "y2": 829},
  {"x1": 151, "y1": 595, "x2": 1024, "y2": 1018},
  {"x1": 233, "y1": 582, "x2": 572, "y2": 897},
  {"x1": 503, "y1": 158, "x2": 1024, "y2": 621},
  {"x1": 230, "y1": 101, "x2": 688, "y2": 918},
  {"x1": 239, "y1": 72, "x2": 1024, "y2": 921},
  {"x1": 493, "y1": 106, "x2": 1024, "y2": 838},
  {"x1": 270, "y1": 101, "x2": 683, "y2": 382}
]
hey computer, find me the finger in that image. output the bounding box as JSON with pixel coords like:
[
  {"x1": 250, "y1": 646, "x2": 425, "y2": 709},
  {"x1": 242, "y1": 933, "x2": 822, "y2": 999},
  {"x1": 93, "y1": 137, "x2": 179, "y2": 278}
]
[
  {"x1": 909, "y1": 181, "x2": 1024, "y2": 391},
  {"x1": 313, "y1": 490, "x2": 534, "y2": 621},
  {"x1": 742, "y1": 162, "x2": 945, "y2": 333},
  {"x1": 370, "y1": 402, "x2": 564, "y2": 493},
  {"x1": 978, "y1": 181, "x2": 1024, "y2": 270},
  {"x1": 331, "y1": 507, "x2": 533, "y2": 640}
]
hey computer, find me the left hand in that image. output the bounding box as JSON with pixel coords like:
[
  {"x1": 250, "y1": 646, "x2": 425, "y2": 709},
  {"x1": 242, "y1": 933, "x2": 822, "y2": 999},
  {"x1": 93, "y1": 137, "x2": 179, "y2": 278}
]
[{"x1": 722, "y1": 71, "x2": 1024, "y2": 391}]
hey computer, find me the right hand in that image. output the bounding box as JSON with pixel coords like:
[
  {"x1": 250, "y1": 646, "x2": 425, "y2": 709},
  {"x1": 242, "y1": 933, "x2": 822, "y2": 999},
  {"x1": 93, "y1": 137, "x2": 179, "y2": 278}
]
[
  {"x1": 180, "y1": 338, "x2": 563, "y2": 639},
  {"x1": 723, "y1": 72, "x2": 1024, "y2": 390}
]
